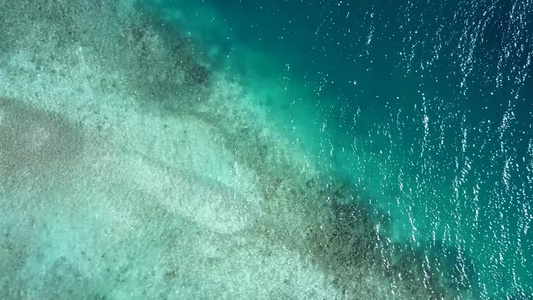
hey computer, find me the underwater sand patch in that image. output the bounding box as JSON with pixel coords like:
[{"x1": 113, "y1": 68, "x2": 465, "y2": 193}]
[{"x1": 0, "y1": 97, "x2": 85, "y2": 188}]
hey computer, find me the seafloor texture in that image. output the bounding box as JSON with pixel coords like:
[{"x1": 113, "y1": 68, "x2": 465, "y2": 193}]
[{"x1": 0, "y1": 0, "x2": 530, "y2": 299}]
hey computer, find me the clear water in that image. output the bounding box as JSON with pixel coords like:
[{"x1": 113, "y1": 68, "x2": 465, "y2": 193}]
[
  {"x1": 0, "y1": 0, "x2": 531, "y2": 299},
  {"x1": 162, "y1": 0, "x2": 533, "y2": 298}
]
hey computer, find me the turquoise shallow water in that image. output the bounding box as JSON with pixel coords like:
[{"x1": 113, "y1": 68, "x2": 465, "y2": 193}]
[
  {"x1": 0, "y1": 0, "x2": 531, "y2": 298},
  {"x1": 157, "y1": 0, "x2": 533, "y2": 298}
]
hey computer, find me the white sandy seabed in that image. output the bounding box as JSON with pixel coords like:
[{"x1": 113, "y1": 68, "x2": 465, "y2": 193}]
[{"x1": 0, "y1": 1, "x2": 473, "y2": 299}]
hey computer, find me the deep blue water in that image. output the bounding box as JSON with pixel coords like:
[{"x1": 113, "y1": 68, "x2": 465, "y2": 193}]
[{"x1": 155, "y1": 0, "x2": 532, "y2": 298}]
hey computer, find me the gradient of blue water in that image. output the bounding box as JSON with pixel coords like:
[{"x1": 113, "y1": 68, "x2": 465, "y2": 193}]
[{"x1": 156, "y1": 0, "x2": 533, "y2": 298}]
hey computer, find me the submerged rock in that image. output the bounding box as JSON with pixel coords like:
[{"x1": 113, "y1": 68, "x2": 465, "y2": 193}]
[{"x1": 306, "y1": 179, "x2": 316, "y2": 189}]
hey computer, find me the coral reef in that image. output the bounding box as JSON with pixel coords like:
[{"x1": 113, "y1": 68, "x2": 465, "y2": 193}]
[{"x1": 0, "y1": 0, "x2": 480, "y2": 298}]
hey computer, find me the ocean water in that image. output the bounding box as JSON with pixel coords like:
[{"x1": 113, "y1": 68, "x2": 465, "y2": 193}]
[
  {"x1": 0, "y1": 0, "x2": 532, "y2": 299},
  {"x1": 159, "y1": 0, "x2": 533, "y2": 298}
]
